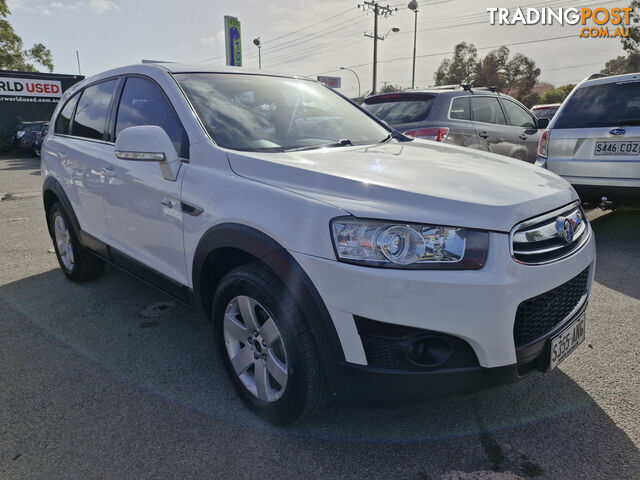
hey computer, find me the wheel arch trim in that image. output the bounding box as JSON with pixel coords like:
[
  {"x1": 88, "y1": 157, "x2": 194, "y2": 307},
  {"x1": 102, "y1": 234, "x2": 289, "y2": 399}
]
[{"x1": 192, "y1": 223, "x2": 346, "y2": 383}]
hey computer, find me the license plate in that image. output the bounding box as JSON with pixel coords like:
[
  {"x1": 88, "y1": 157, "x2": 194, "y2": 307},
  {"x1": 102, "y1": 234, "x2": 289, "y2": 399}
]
[
  {"x1": 549, "y1": 313, "x2": 586, "y2": 370},
  {"x1": 594, "y1": 141, "x2": 640, "y2": 156}
]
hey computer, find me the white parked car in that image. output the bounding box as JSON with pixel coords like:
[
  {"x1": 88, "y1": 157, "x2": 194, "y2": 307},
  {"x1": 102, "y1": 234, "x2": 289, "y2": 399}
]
[
  {"x1": 42, "y1": 64, "x2": 596, "y2": 424},
  {"x1": 536, "y1": 73, "x2": 640, "y2": 206}
]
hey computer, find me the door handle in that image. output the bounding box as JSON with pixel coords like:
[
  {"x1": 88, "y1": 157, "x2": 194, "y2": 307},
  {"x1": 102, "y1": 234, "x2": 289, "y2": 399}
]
[
  {"x1": 519, "y1": 134, "x2": 528, "y2": 140},
  {"x1": 478, "y1": 132, "x2": 489, "y2": 139},
  {"x1": 161, "y1": 199, "x2": 174, "y2": 209}
]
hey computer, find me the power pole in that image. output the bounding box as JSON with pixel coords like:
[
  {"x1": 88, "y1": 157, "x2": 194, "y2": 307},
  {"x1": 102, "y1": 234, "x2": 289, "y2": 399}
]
[{"x1": 359, "y1": 2, "x2": 397, "y2": 95}]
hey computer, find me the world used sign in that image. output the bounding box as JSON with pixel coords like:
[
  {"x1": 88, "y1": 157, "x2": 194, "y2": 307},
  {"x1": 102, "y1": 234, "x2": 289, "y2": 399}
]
[{"x1": 0, "y1": 77, "x2": 63, "y2": 98}]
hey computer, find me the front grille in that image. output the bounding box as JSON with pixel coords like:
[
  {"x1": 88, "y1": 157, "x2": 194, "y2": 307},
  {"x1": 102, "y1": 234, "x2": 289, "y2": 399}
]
[
  {"x1": 354, "y1": 316, "x2": 479, "y2": 371},
  {"x1": 514, "y1": 267, "x2": 589, "y2": 347},
  {"x1": 511, "y1": 201, "x2": 590, "y2": 264}
]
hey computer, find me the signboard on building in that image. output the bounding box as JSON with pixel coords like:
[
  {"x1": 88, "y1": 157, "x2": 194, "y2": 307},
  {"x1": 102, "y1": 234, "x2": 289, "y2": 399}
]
[
  {"x1": 0, "y1": 70, "x2": 83, "y2": 148},
  {"x1": 0, "y1": 76, "x2": 63, "y2": 103},
  {"x1": 224, "y1": 16, "x2": 243, "y2": 67},
  {"x1": 317, "y1": 76, "x2": 341, "y2": 88}
]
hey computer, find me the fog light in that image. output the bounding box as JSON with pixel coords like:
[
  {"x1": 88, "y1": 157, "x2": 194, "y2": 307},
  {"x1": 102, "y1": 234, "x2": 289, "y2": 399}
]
[{"x1": 403, "y1": 335, "x2": 453, "y2": 367}]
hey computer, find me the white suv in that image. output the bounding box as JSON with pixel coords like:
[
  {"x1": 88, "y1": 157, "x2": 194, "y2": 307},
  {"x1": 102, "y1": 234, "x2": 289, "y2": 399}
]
[{"x1": 42, "y1": 64, "x2": 596, "y2": 424}]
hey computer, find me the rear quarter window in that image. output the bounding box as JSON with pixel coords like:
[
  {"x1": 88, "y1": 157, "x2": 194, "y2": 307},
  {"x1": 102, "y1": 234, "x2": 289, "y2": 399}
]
[
  {"x1": 363, "y1": 94, "x2": 436, "y2": 124},
  {"x1": 555, "y1": 80, "x2": 640, "y2": 129}
]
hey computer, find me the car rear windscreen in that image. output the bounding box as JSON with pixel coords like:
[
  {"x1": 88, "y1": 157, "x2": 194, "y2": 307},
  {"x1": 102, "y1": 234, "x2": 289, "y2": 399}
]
[
  {"x1": 363, "y1": 93, "x2": 436, "y2": 125},
  {"x1": 555, "y1": 80, "x2": 640, "y2": 129}
]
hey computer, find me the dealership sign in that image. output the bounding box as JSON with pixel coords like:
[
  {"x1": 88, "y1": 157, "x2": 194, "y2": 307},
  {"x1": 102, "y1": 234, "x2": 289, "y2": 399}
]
[
  {"x1": 0, "y1": 76, "x2": 62, "y2": 100},
  {"x1": 317, "y1": 76, "x2": 341, "y2": 88},
  {"x1": 224, "y1": 15, "x2": 242, "y2": 67}
]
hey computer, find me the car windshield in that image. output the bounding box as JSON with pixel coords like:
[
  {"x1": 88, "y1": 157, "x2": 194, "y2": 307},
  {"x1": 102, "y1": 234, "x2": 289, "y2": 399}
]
[
  {"x1": 554, "y1": 80, "x2": 640, "y2": 129},
  {"x1": 362, "y1": 93, "x2": 436, "y2": 124},
  {"x1": 174, "y1": 73, "x2": 390, "y2": 152}
]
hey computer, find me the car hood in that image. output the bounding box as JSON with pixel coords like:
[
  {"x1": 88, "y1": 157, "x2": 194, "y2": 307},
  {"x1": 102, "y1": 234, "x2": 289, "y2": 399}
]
[{"x1": 227, "y1": 140, "x2": 577, "y2": 232}]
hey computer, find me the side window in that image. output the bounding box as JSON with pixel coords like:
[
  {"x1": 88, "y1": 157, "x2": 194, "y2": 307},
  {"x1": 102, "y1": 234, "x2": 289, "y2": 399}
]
[
  {"x1": 470, "y1": 97, "x2": 506, "y2": 125},
  {"x1": 502, "y1": 99, "x2": 536, "y2": 128},
  {"x1": 54, "y1": 94, "x2": 79, "y2": 134},
  {"x1": 450, "y1": 97, "x2": 470, "y2": 120},
  {"x1": 72, "y1": 79, "x2": 118, "y2": 140},
  {"x1": 115, "y1": 77, "x2": 188, "y2": 157}
]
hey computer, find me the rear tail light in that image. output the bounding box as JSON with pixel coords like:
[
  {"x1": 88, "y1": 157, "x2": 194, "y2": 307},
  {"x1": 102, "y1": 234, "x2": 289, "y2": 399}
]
[
  {"x1": 404, "y1": 127, "x2": 449, "y2": 142},
  {"x1": 537, "y1": 130, "x2": 550, "y2": 158}
]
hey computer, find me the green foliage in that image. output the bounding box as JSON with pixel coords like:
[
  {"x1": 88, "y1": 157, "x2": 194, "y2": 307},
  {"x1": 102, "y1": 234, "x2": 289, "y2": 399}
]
[
  {"x1": 0, "y1": 0, "x2": 54, "y2": 72},
  {"x1": 540, "y1": 84, "x2": 576, "y2": 104},
  {"x1": 380, "y1": 83, "x2": 402, "y2": 93},
  {"x1": 434, "y1": 42, "x2": 478, "y2": 85},
  {"x1": 622, "y1": 0, "x2": 640, "y2": 54},
  {"x1": 434, "y1": 43, "x2": 541, "y2": 104},
  {"x1": 601, "y1": 54, "x2": 640, "y2": 75}
]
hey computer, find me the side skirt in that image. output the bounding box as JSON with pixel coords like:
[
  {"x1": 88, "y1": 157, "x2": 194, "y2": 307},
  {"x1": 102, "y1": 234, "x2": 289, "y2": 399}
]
[{"x1": 78, "y1": 231, "x2": 193, "y2": 307}]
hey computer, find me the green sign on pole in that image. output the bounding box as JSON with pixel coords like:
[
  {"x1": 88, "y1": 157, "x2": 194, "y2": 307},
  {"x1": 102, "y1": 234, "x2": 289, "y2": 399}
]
[{"x1": 224, "y1": 16, "x2": 242, "y2": 67}]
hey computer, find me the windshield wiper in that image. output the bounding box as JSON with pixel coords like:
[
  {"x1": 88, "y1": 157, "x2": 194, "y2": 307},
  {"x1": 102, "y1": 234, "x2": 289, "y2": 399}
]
[
  {"x1": 380, "y1": 131, "x2": 411, "y2": 143},
  {"x1": 284, "y1": 139, "x2": 353, "y2": 152}
]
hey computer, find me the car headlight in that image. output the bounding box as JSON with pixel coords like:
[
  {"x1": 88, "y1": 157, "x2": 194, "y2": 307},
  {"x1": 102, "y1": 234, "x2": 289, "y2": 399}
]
[
  {"x1": 16, "y1": 131, "x2": 26, "y2": 139},
  {"x1": 330, "y1": 217, "x2": 488, "y2": 269}
]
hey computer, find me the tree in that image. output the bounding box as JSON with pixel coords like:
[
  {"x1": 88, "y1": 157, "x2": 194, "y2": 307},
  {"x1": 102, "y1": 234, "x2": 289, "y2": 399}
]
[
  {"x1": 0, "y1": 0, "x2": 53, "y2": 72},
  {"x1": 540, "y1": 84, "x2": 576, "y2": 104},
  {"x1": 600, "y1": 54, "x2": 640, "y2": 75},
  {"x1": 434, "y1": 43, "x2": 541, "y2": 105},
  {"x1": 380, "y1": 83, "x2": 402, "y2": 93},
  {"x1": 621, "y1": 0, "x2": 640, "y2": 54},
  {"x1": 474, "y1": 46, "x2": 509, "y2": 90},
  {"x1": 434, "y1": 42, "x2": 478, "y2": 85}
]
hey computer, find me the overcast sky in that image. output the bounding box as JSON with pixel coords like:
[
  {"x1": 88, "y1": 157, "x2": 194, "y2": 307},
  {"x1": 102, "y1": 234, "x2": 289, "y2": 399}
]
[{"x1": 6, "y1": 0, "x2": 630, "y2": 97}]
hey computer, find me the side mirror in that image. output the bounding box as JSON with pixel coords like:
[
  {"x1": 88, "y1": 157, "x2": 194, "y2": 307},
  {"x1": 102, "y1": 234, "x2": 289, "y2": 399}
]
[
  {"x1": 537, "y1": 118, "x2": 549, "y2": 129},
  {"x1": 115, "y1": 125, "x2": 180, "y2": 181}
]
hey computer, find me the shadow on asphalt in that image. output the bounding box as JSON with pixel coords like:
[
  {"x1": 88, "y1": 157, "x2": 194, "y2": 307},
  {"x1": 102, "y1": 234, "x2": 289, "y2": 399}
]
[
  {"x1": 1, "y1": 264, "x2": 638, "y2": 478},
  {"x1": 0, "y1": 154, "x2": 40, "y2": 172},
  {"x1": 590, "y1": 209, "x2": 640, "y2": 301}
]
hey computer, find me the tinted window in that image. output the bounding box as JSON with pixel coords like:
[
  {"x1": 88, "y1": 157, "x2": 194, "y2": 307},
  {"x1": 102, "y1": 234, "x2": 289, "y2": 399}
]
[
  {"x1": 450, "y1": 97, "x2": 470, "y2": 120},
  {"x1": 72, "y1": 80, "x2": 118, "y2": 140},
  {"x1": 55, "y1": 95, "x2": 79, "y2": 134},
  {"x1": 502, "y1": 99, "x2": 535, "y2": 128},
  {"x1": 363, "y1": 94, "x2": 436, "y2": 124},
  {"x1": 532, "y1": 107, "x2": 559, "y2": 120},
  {"x1": 555, "y1": 81, "x2": 640, "y2": 129},
  {"x1": 175, "y1": 73, "x2": 389, "y2": 152},
  {"x1": 471, "y1": 97, "x2": 506, "y2": 125},
  {"x1": 116, "y1": 77, "x2": 188, "y2": 156}
]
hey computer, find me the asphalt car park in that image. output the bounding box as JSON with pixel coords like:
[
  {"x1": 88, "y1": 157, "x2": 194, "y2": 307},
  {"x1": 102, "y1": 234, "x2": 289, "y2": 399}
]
[{"x1": 0, "y1": 153, "x2": 638, "y2": 479}]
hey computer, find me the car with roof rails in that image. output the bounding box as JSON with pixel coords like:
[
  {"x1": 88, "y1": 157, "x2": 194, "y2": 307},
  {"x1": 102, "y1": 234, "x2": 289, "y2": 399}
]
[
  {"x1": 362, "y1": 85, "x2": 548, "y2": 163},
  {"x1": 42, "y1": 63, "x2": 595, "y2": 424},
  {"x1": 536, "y1": 72, "x2": 640, "y2": 206}
]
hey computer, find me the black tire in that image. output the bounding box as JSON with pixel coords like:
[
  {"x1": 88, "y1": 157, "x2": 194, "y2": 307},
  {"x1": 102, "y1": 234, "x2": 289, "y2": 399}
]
[
  {"x1": 212, "y1": 262, "x2": 328, "y2": 424},
  {"x1": 48, "y1": 202, "x2": 104, "y2": 282}
]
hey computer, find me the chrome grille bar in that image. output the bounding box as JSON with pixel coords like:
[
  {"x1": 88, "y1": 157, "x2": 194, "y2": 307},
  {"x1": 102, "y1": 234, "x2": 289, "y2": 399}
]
[{"x1": 510, "y1": 201, "x2": 590, "y2": 265}]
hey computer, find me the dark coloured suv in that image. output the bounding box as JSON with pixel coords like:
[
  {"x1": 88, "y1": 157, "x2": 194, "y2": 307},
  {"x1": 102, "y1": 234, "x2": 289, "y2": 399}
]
[
  {"x1": 362, "y1": 87, "x2": 548, "y2": 163},
  {"x1": 11, "y1": 121, "x2": 47, "y2": 155}
]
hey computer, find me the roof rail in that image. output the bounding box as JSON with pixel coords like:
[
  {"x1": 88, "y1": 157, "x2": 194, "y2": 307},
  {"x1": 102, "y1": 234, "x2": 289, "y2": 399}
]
[
  {"x1": 586, "y1": 73, "x2": 608, "y2": 81},
  {"x1": 422, "y1": 84, "x2": 463, "y2": 90},
  {"x1": 474, "y1": 85, "x2": 500, "y2": 93}
]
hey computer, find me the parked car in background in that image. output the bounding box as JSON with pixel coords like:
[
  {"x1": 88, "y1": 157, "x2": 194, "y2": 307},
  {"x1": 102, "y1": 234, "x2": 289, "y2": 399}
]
[
  {"x1": 362, "y1": 86, "x2": 548, "y2": 163},
  {"x1": 11, "y1": 121, "x2": 46, "y2": 155},
  {"x1": 531, "y1": 103, "x2": 561, "y2": 121},
  {"x1": 33, "y1": 122, "x2": 50, "y2": 157},
  {"x1": 536, "y1": 73, "x2": 640, "y2": 206},
  {"x1": 42, "y1": 64, "x2": 595, "y2": 424}
]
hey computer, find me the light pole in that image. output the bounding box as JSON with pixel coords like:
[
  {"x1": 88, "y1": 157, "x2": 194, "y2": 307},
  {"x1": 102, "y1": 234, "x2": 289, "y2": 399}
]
[
  {"x1": 340, "y1": 67, "x2": 361, "y2": 99},
  {"x1": 364, "y1": 26, "x2": 400, "y2": 94},
  {"x1": 408, "y1": 0, "x2": 418, "y2": 89},
  {"x1": 253, "y1": 37, "x2": 262, "y2": 69}
]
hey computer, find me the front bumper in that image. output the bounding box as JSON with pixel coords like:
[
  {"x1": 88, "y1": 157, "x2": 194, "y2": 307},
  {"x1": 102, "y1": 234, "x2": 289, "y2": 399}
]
[{"x1": 292, "y1": 229, "x2": 596, "y2": 402}]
